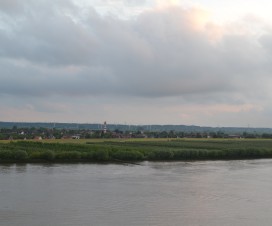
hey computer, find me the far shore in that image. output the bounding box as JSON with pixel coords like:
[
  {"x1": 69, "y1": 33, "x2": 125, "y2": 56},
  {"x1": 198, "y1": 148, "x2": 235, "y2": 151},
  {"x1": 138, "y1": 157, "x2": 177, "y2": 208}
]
[{"x1": 1, "y1": 138, "x2": 272, "y2": 163}]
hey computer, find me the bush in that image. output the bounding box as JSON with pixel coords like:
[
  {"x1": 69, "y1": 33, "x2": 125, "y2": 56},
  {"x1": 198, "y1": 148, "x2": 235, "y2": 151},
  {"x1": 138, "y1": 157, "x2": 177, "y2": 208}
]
[
  {"x1": 81, "y1": 152, "x2": 95, "y2": 160},
  {"x1": 55, "y1": 151, "x2": 81, "y2": 160},
  {"x1": 0, "y1": 150, "x2": 12, "y2": 160},
  {"x1": 13, "y1": 150, "x2": 28, "y2": 160},
  {"x1": 112, "y1": 150, "x2": 144, "y2": 161},
  {"x1": 29, "y1": 152, "x2": 43, "y2": 159},
  {"x1": 148, "y1": 150, "x2": 174, "y2": 160},
  {"x1": 41, "y1": 150, "x2": 55, "y2": 161},
  {"x1": 93, "y1": 150, "x2": 109, "y2": 161}
]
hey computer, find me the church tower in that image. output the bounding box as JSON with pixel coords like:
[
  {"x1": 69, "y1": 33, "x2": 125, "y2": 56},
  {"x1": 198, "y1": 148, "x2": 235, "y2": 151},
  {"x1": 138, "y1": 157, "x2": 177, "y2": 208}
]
[{"x1": 103, "y1": 121, "x2": 107, "y2": 133}]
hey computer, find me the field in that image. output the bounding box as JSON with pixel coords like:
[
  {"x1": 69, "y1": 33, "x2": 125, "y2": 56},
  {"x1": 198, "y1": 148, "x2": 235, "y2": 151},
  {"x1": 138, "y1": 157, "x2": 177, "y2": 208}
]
[{"x1": 1, "y1": 138, "x2": 272, "y2": 163}]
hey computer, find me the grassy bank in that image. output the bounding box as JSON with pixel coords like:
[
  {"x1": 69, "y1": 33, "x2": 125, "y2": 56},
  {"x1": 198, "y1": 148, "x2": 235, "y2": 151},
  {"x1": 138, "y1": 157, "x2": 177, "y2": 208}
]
[{"x1": 1, "y1": 139, "x2": 272, "y2": 163}]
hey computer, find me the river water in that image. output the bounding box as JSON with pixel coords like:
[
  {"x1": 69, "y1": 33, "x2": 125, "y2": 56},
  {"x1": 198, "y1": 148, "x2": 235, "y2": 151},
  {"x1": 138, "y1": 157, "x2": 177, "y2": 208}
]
[{"x1": 1, "y1": 160, "x2": 272, "y2": 226}]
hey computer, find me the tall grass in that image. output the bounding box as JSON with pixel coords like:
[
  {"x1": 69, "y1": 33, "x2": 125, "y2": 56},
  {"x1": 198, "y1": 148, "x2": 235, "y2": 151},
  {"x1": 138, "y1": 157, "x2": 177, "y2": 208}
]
[{"x1": 0, "y1": 139, "x2": 272, "y2": 162}]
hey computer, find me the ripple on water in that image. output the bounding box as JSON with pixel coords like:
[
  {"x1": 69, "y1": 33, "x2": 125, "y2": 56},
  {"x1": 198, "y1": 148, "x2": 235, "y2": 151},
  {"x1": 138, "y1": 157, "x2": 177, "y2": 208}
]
[{"x1": 1, "y1": 161, "x2": 272, "y2": 226}]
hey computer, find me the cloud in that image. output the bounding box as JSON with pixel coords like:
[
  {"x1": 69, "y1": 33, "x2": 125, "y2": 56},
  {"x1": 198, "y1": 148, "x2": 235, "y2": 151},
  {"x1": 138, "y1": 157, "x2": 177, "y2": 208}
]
[
  {"x1": 0, "y1": 0, "x2": 22, "y2": 14},
  {"x1": 1, "y1": 0, "x2": 272, "y2": 125}
]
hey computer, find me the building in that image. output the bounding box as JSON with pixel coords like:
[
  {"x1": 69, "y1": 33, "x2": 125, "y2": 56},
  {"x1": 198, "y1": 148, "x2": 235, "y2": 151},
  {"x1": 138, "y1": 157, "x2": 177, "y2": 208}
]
[{"x1": 103, "y1": 121, "x2": 107, "y2": 133}]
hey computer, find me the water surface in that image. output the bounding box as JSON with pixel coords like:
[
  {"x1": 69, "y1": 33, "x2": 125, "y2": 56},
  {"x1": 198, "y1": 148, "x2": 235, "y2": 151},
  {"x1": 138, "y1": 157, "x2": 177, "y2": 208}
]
[{"x1": 1, "y1": 160, "x2": 272, "y2": 226}]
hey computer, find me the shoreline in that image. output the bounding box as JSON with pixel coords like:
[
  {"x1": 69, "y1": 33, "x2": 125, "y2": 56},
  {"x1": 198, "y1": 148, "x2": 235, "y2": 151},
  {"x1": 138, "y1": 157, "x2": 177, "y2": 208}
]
[{"x1": 1, "y1": 139, "x2": 272, "y2": 163}]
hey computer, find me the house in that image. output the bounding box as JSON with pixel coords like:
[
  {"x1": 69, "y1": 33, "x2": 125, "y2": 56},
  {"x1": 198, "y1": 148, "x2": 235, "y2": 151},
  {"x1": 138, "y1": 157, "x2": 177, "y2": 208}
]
[
  {"x1": 72, "y1": 135, "x2": 80, "y2": 139},
  {"x1": 227, "y1": 135, "x2": 242, "y2": 139}
]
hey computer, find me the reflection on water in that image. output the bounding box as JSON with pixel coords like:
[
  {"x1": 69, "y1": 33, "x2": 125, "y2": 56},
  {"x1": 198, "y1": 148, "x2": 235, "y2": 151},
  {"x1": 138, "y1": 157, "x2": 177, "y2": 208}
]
[{"x1": 1, "y1": 160, "x2": 272, "y2": 226}]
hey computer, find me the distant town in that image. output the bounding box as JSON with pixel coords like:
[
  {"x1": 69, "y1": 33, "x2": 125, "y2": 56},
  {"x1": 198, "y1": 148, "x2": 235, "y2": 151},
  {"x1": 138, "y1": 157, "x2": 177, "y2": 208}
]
[{"x1": 1, "y1": 121, "x2": 272, "y2": 140}]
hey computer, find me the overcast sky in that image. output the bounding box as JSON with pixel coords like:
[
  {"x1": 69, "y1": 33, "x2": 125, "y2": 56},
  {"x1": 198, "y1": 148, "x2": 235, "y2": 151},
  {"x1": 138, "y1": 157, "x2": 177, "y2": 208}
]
[{"x1": 1, "y1": 0, "x2": 272, "y2": 127}]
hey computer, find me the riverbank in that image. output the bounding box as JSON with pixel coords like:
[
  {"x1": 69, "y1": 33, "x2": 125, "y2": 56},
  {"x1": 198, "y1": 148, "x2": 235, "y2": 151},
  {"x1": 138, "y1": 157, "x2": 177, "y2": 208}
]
[{"x1": 1, "y1": 139, "x2": 272, "y2": 163}]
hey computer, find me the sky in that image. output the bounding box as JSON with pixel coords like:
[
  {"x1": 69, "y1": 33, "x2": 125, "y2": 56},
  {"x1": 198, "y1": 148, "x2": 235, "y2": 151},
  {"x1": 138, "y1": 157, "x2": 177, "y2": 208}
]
[{"x1": 1, "y1": 0, "x2": 272, "y2": 127}]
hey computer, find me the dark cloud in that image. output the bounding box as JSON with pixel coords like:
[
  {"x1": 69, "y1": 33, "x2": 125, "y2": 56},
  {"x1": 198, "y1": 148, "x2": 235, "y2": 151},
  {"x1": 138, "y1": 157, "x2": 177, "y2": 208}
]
[
  {"x1": 0, "y1": 0, "x2": 22, "y2": 14},
  {"x1": 0, "y1": 0, "x2": 270, "y2": 104}
]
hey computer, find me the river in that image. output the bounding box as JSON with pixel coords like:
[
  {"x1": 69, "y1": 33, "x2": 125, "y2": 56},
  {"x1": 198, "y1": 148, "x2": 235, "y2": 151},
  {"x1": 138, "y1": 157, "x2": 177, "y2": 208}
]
[{"x1": 1, "y1": 160, "x2": 272, "y2": 226}]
